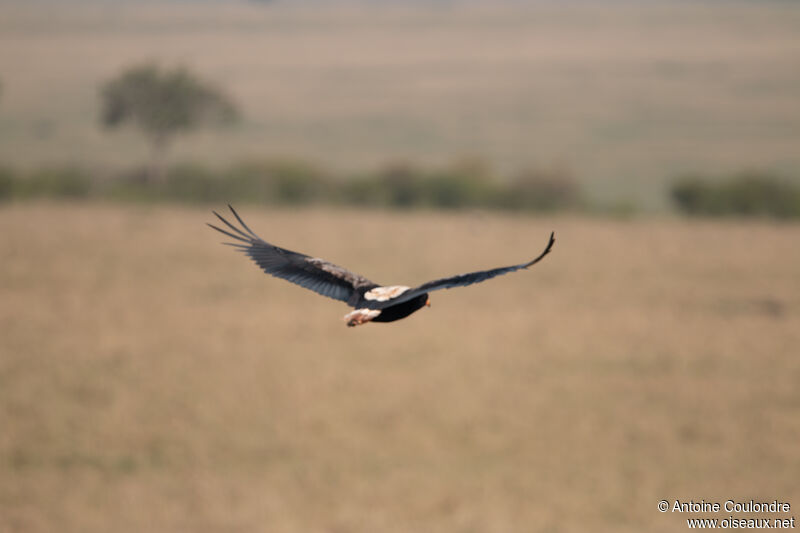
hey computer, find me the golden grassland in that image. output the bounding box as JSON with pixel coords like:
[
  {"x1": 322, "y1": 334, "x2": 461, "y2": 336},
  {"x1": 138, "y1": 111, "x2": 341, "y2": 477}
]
[
  {"x1": 0, "y1": 2, "x2": 799, "y2": 205},
  {"x1": 1, "y1": 203, "x2": 799, "y2": 532}
]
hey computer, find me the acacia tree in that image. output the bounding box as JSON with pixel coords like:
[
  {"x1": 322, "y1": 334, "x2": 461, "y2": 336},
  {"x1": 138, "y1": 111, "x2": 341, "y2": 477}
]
[{"x1": 100, "y1": 63, "x2": 238, "y2": 182}]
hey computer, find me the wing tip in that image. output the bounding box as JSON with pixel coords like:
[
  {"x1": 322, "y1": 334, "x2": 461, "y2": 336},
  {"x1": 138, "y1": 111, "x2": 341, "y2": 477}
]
[{"x1": 521, "y1": 231, "x2": 555, "y2": 269}]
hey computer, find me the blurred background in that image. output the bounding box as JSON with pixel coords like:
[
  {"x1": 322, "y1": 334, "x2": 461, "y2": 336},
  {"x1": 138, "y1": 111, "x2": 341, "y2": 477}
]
[{"x1": 1, "y1": 1, "x2": 799, "y2": 532}]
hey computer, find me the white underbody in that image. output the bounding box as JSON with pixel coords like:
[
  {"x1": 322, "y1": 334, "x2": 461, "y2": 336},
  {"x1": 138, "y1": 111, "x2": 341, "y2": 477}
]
[
  {"x1": 363, "y1": 285, "x2": 410, "y2": 302},
  {"x1": 344, "y1": 308, "x2": 381, "y2": 327}
]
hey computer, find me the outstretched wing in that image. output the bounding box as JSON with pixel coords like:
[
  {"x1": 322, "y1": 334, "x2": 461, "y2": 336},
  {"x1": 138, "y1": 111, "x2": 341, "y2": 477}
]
[
  {"x1": 208, "y1": 205, "x2": 377, "y2": 304},
  {"x1": 365, "y1": 232, "x2": 555, "y2": 309}
]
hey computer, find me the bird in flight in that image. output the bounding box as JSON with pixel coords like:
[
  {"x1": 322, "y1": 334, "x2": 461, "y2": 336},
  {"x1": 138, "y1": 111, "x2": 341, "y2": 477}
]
[{"x1": 208, "y1": 205, "x2": 555, "y2": 327}]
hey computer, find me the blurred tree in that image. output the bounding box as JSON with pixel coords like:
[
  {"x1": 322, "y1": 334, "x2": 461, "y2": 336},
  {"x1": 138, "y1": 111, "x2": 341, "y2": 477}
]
[{"x1": 100, "y1": 63, "x2": 238, "y2": 182}]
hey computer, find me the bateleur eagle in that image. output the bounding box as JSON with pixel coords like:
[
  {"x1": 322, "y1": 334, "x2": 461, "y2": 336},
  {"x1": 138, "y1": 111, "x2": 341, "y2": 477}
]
[{"x1": 208, "y1": 205, "x2": 555, "y2": 327}]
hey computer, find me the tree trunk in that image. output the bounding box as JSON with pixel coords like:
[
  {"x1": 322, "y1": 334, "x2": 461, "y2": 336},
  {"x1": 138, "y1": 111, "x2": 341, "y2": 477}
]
[{"x1": 147, "y1": 134, "x2": 170, "y2": 183}]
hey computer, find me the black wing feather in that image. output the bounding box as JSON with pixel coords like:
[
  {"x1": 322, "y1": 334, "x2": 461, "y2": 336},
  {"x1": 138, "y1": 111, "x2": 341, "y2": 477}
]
[
  {"x1": 364, "y1": 232, "x2": 555, "y2": 309},
  {"x1": 209, "y1": 205, "x2": 376, "y2": 305}
]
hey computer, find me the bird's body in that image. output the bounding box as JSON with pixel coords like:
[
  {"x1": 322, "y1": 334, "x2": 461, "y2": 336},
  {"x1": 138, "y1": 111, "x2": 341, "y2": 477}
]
[
  {"x1": 346, "y1": 293, "x2": 431, "y2": 325},
  {"x1": 208, "y1": 206, "x2": 554, "y2": 327}
]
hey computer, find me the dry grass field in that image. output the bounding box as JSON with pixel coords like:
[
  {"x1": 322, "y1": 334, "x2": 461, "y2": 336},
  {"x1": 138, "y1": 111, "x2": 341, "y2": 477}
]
[
  {"x1": 1, "y1": 203, "x2": 799, "y2": 532},
  {"x1": 1, "y1": 2, "x2": 799, "y2": 206}
]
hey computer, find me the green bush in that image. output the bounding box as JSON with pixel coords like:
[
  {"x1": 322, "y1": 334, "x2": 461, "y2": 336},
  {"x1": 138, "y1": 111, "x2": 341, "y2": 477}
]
[
  {"x1": 18, "y1": 167, "x2": 93, "y2": 199},
  {"x1": 342, "y1": 162, "x2": 498, "y2": 209},
  {"x1": 496, "y1": 168, "x2": 582, "y2": 211},
  {"x1": 423, "y1": 171, "x2": 494, "y2": 209},
  {"x1": 221, "y1": 161, "x2": 278, "y2": 203},
  {"x1": 0, "y1": 159, "x2": 590, "y2": 213},
  {"x1": 225, "y1": 160, "x2": 330, "y2": 204},
  {"x1": 97, "y1": 159, "x2": 329, "y2": 205},
  {"x1": 671, "y1": 172, "x2": 800, "y2": 218},
  {"x1": 338, "y1": 175, "x2": 385, "y2": 206},
  {"x1": 163, "y1": 164, "x2": 223, "y2": 202},
  {"x1": 0, "y1": 166, "x2": 14, "y2": 201},
  {"x1": 265, "y1": 161, "x2": 328, "y2": 204},
  {"x1": 379, "y1": 164, "x2": 426, "y2": 208}
]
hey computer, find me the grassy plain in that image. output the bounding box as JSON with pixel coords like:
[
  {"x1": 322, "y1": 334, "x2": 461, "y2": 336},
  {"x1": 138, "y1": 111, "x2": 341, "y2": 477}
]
[
  {"x1": 0, "y1": 2, "x2": 799, "y2": 206},
  {"x1": 1, "y1": 204, "x2": 799, "y2": 532}
]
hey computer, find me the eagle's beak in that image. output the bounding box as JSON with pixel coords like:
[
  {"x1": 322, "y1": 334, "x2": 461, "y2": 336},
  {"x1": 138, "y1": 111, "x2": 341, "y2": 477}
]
[{"x1": 426, "y1": 297, "x2": 431, "y2": 307}]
